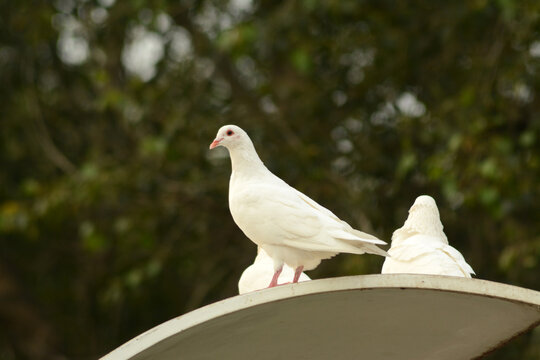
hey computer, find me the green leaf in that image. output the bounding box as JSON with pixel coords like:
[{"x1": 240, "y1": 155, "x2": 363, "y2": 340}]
[{"x1": 290, "y1": 48, "x2": 312, "y2": 74}]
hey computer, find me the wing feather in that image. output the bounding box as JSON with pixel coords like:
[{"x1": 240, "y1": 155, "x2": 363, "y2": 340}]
[
  {"x1": 385, "y1": 234, "x2": 474, "y2": 276},
  {"x1": 230, "y1": 182, "x2": 386, "y2": 255}
]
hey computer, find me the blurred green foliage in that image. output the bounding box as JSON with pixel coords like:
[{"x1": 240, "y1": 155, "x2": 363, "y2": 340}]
[{"x1": 0, "y1": 0, "x2": 539, "y2": 358}]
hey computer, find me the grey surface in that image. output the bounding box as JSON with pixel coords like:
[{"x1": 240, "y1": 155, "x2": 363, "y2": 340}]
[{"x1": 102, "y1": 275, "x2": 540, "y2": 360}]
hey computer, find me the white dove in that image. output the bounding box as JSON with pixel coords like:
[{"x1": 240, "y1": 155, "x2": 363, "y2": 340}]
[
  {"x1": 381, "y1": 195, "x2": 475, "y2": 277},
  {"x1": 210, "y1": 124, "x2": 388, "y2": 288},
  {"x1": 238, "y1": 247, "x2": 311, "y2": 294}
]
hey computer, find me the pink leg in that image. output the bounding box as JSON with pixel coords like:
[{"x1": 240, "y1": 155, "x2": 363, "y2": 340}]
[
  {"x1": 293, "y1": 266, "x2": 304, "y2": 283},
  {"x1": 268, "y1": 266, "x2": 283, "y2": 288}
]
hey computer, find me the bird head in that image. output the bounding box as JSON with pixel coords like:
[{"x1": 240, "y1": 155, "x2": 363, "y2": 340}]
[
  {"x1": 400, "y1": 195, "x2": 448, "y2": 243},
  {"x1": 209, "y1": 125, "x2": 247, "y2": 150}
]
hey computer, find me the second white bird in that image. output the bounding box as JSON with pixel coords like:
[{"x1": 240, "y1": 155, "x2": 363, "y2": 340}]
[{"x1": 382, "y1": 195, "x2": 475, "y2": 277}]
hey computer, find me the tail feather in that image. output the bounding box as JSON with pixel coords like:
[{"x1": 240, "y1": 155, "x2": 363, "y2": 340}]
[
  {"x1": 337, "y1": 238, "x2": 389, "y2": 257},
  {"x1": 329, "y1": 228, "x2": 387, "y2": 245},
  {"x1": 361, "y1": 242, "x2": 390, "y2": 257},
  {"x1": 350, "y1": 229, "x2": 387, "y2": 245}
]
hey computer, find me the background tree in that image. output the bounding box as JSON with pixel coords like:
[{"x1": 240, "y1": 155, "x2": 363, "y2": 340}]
[{"x1": 0, "y1": 0, "x2": 539, "y2": 358}]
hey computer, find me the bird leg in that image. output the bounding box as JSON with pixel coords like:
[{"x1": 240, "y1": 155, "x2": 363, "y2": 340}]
[
  {"x1": 268, "y1": 266, "x2": 283, "y2": 288},
  {"x1": 293, "y1": 266, "x2": 304, "y2": 283}
]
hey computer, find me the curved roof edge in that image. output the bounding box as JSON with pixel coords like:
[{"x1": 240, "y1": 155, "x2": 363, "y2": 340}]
[{"x1": 101, "y1": 274, "x2": 540, "y2": 360}]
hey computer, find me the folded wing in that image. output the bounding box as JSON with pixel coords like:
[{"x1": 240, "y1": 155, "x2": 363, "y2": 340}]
[
  {"x1": 234, "y1": 182, "x2": 387, "y2": 257},
  {"x1": 385, "y1": 234, "x2": 474, "y2": 277}
]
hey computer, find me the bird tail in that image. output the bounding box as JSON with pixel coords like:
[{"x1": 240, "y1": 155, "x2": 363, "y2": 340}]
[
  {"x1": 347, "y1": 228, "x2": 390, "y2": 256},
  {"x1": 329, "y1": 228, "x2": 387, "y2": 245},
  {"x1": 361, "y1": 242, "x2": 390, "y2": 257},
  {"x1": 337, "y1": 239, "x2": 389, "y2": 257},
  {"x1": 350, "y1": 229, "x2": 387, "y2": 245},
  {"x1": 327, "y1": 227, "x2": 389, "y2": 257}
]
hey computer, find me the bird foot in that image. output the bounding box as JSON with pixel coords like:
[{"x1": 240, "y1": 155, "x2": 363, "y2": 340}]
[
  {"x1": 267, "y1": 281, "x2": 290, "y2": 288},
  {"x1": 268, "y1": 266, "x2": 283, "y2": 288}
]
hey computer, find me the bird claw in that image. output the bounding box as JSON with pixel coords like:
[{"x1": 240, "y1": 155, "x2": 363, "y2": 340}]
[{"x1": 266, "y1": 281, "x2": 291, "y2": 288}]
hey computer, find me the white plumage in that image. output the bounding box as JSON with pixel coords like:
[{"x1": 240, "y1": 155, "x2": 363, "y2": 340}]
[
  {"x1": 210, "y1": 125, "x2": 388, "y2": 287},
  {"x1": 238, "y1": 248, "x2": 310, "y2": 294},
  {"x1": 381, "y1": 195, "x2": 475, "y2": 277}
]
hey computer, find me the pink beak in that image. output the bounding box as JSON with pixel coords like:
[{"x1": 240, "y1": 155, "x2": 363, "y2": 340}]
[{"x1": 209, "y1": 138, "x2": 223, "y2": 149}]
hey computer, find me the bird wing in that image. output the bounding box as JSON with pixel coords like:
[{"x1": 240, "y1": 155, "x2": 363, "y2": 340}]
[
  {"x1": 387, "y1": 234, "x2": 474, "y2": 276},
  {"x1": 388, "y1": 234, "x2": 442, "y2": 261},
  {"x1": 231, "y1": 182, "x2": 386, "y2": 255},
  {"x1": 440, "y1": 244, "x2": 476, "y2": 275},
  {"x1": 292, "y1": 187, "x2": 386, "y2": 244}
]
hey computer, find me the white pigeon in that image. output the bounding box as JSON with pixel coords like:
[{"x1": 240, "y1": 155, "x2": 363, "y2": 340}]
[
  {"x1": 210, "y1": 124, "x2": 388, "y2": 288},
  {"x1": 238, "y1": 247, "x2": 311, "y2": 294},
  {"x1": 381, "y1": 195, "x2": 475, "y2": 278}
]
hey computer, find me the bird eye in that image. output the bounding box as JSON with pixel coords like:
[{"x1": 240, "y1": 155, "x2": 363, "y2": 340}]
[{"x1": 226, "y1": 130, "x2": 234, "y2": 136}]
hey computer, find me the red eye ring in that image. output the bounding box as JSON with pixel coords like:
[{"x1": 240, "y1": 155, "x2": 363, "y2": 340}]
[{"x1": 226, "y1": 130, "x2": 234, "y2": 136}]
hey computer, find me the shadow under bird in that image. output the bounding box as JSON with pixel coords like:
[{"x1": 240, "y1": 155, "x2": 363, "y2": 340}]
[
  {"x1": 382, "y1": 195, "x2": 475, "y2": 277},
  {"x1": 210, "y1": 125, "x2": 388, "y2": 288}
]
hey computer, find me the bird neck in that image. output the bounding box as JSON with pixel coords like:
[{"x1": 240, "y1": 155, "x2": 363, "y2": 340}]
[
  {"x1": 228, "y1": 141, "x2": 267, "y2": 175},
  {"x1": 390, "y1": 228, "x2": 410, "y2": 246},
  {"x1": 402, "y1": 213, "x2": 448, "y2": 242},
  {"x1": 392, "y1": 225, "x2": 448, "y2": 246}
]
